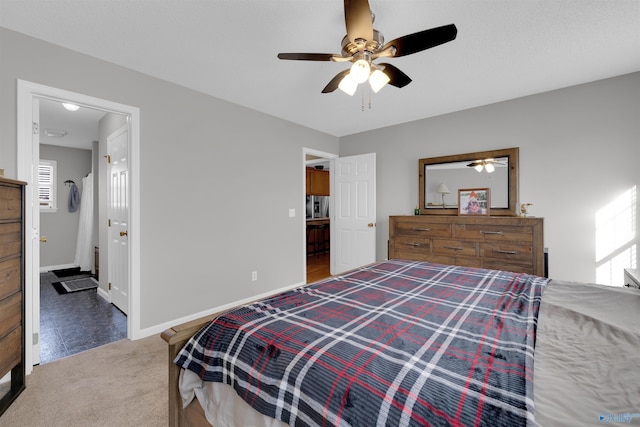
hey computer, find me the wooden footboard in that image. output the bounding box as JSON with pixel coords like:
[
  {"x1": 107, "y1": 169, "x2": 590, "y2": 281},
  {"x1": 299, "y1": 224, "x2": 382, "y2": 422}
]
[{"x1": 161, "y1": 314, "x2": 217, "y2": 427}]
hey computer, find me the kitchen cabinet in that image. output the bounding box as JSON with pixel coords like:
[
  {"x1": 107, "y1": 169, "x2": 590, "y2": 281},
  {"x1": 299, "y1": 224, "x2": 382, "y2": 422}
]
[{"x1": 306, "y1": 168, "x2": 330, "y2": 196}]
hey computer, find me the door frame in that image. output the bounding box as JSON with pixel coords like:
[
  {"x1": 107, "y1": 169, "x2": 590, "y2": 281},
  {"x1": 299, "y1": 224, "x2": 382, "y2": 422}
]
[
  {"x1": 17, "y1": 80, "x2": 141, "y2": 373},
  {"x1": 303, "y1": 148, "x2": 338, "y2": 280}
]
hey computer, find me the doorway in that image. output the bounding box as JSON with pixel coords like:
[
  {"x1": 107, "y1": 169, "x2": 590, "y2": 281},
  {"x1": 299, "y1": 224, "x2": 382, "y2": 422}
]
[
  {"x1": 17, "y1": 80, "x2": 141, "y2": 373},
  {"x1": 304, "y1": 149, "x2": 337, "y2": 283},
  {"x1": 37, "y1": 99, "x2": 127, "y2": 364}
]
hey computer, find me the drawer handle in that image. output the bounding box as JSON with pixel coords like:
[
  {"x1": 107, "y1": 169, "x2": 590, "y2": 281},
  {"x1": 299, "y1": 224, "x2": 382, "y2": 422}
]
[
  {"x1": 410, "y1": 243, "x2": 423, "y2": 247},
  {"x1": 443, "y1": 245, "x2": 463, "y2": 251},
  {"x1": 480, "y1": 230, "x2": 504, "y2": 236},
  {"x1": 493, "y1": 249, "x2": 517, "y2": 255},
  {"x1": 412, "y1": 228, "x2": 431, "y2": 232}
]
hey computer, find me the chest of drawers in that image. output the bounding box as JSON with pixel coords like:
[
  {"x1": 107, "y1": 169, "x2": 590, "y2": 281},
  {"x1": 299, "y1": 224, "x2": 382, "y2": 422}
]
[
  {"x1": 0, "y1": 177, "x2": 26, "y2": 416},
  {"x1": 389, "y1": 215, "x2": 545, "y2": 276}
]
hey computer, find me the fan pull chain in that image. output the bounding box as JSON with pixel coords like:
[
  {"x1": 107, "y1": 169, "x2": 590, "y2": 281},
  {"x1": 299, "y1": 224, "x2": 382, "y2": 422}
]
[{"x1": 360, "y1": 85, "x2": 373, "y2": 111}]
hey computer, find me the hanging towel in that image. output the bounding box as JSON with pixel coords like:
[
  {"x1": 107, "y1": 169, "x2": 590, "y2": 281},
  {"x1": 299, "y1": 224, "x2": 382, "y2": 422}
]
[{"x1": 68, "y1": 182, "x2": 80, "y2": 212}]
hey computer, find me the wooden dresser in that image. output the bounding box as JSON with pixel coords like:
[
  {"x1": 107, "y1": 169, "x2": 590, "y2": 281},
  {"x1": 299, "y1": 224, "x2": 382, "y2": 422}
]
[
  {"x1": 389, "y1": 215, "x2": 545, "y2": 276},
  {"x1": 0, "y1": 177, "x2": 26, "y2": 416}
]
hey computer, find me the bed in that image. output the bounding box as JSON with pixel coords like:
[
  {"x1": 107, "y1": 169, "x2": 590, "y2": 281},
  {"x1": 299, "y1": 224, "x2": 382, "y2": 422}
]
[{"x1": 161, "y1": 259, "x2": 640, "y2": 426}]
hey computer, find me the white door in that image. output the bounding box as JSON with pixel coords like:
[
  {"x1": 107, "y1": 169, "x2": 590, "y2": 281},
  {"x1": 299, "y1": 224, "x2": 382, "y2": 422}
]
[
  {"x1": 107, "y1": 126, "x2": 129, "y2": 314},
  {"x1": 332, "y1": 153, "x2": 376, "y2": 275},
  {"x1": 30, "y1": 98, "x2": 41, "y2": 365}
]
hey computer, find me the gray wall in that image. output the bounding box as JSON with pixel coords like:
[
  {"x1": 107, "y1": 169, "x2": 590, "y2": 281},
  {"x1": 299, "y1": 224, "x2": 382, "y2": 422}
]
[
  {"x1": 0, "y1": 28, "x2": 339, "y2": 330},
  {"x1": 340, "y1": 72, "x2": 640, "y2": 285},
  {"x1": 39, "y1": 144, "x2": 92, "y2": 269},
  {"x1": 3, "y1": 26, "x2": 637, "y2": 335}
]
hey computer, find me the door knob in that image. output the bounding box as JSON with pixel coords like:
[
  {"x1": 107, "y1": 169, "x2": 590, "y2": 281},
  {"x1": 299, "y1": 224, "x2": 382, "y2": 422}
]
[
  {"x1": 120, "y1": 231, "x2": 128, "y2": 237},
  {"x1": 40, "y1": 236, "x2": 47, "y2": 243},
  {"x1": 368, "y1": 223, "x2": 375, "y2": 228}
]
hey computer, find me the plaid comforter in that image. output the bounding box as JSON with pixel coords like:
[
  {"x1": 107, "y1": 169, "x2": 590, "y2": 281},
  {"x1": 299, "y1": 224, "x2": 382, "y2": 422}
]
[{"x1": 175, "y1": 260, "x2": 548, "y2": 427}]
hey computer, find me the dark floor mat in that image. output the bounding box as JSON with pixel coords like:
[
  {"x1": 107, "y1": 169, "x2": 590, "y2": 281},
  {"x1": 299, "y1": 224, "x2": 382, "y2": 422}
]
[{"x1": 52, "y1": 267, "x2": 91, "y2": 278}]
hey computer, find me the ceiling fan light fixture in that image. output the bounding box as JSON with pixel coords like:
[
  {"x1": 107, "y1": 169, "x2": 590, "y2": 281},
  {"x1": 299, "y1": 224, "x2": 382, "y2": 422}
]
[
  {"x1": 338, "y1": 74, "x2": 358, "y2": 96},
  {"x1": 350, "y1": 59, "x2": 370, "y2": 84},
  {"x1": 485, "y1": 162, "x2": 495, "y2": 173},
  {"x1": 474, "y1": 164, "x2": 484, "y2": 172},
  {"x1": 369, "y1": 69, "x2": 390, "y2": 93}
]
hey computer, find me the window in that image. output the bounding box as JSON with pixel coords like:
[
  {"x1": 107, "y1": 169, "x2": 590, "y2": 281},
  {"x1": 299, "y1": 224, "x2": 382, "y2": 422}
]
[{"x1": 39, "y1": 159, "x2": 57, "y2": 211}]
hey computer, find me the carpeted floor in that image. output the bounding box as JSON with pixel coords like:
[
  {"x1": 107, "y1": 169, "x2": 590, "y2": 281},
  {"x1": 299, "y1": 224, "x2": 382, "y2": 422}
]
[{"x1": 1, "y1": 335, "x2": 168, "y2": 426}]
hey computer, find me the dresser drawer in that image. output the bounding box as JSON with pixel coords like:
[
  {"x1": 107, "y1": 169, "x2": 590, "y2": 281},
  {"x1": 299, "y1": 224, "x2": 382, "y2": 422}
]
[
  {"x1": 0, "y1": 292, "x2": 21, "y2": 339},
  {"x1": 479, "y1": 242, "x2": 533, "y2": 262},
  {"x1": 393, "y1": 220, "x2": 452, "y2": 238},
  {"x1": 0, "y1": 186, "x2": 22, "y2": 221},
  {"x1": 0, "y1": 223, "x2": 22, "y2": 260},
  {"x1": 432, "y1": 239, "x2": 477, "y2": 257},
  {"x1": 482, "y1": 259, "x2": 534, "y2": 275},
  {"x1": 454, "y1": 224, "x2": 533, "y2": 243},
  {"x1": 0, "y1": 258, "x2": 21, "y2": 300},
  {"x1": 0, "y1": 326, "x2": 21, "y2": 376},
  {"x1": 392, "y1": 236, "x2": 430, "y2": 260}
]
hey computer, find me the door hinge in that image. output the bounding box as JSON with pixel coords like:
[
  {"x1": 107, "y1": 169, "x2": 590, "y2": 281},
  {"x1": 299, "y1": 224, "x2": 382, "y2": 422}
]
[
  {"x1": 32, "y1": 122, "x2": 39, "y2": 135},
  {"x1": 33, "y1": 332, "x2": 39, "y2": 345},
  {"x1": 108, "y1": 219, "x2": 111, "y2": 227},
  {"x1": 108, "y1": 282, "x2": 112, "y2": 291},
  {"x1": 104, "y1": 154, "x2": 111, "y2": 164}
]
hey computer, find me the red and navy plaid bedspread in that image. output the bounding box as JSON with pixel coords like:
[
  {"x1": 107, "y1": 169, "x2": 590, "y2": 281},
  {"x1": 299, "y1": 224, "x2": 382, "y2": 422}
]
[{"x1": 175, "y1": 260, "x2": 548, "y2": 426}]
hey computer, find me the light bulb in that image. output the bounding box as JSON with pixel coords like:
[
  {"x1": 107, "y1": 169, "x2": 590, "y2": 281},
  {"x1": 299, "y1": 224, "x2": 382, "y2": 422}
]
[
  {"x1": 338, "y1": 75, "x2": 358, "y2": 96},
  {"x1": 485, "y1": 163, "x2": 495, "y2": 173},
  {"x1": 474, "y1": 164, "x2": 484, "y2": 172},
  {"x1": 349, "y1": 59, "x2": 370, "y2": 84},
  {"x1": 369, "y1": 69, "x2": 390, "y2": 93}
]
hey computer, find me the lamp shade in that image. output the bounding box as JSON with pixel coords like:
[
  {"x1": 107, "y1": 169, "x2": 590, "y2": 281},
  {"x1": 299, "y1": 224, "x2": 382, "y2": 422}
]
[
  {"x1": 437, "y1": 183, "x2": 450, "y2": 194},
  {"x1": 338, "y1": 75, "x2": 358, "y2": 96},
  {"x1": 369, "y1": 69, "x2": 390, "y2": 93},
  {"x1": 485, "y1": 162, "x2": 495, "y2": 173},
  {"x1": 350, "y1": 59, "x2": 370, "y2": 84}
]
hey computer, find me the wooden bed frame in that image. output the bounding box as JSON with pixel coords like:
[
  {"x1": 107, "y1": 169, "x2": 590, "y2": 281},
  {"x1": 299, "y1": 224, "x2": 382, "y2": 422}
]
[{"x1": 161, "y1": 313, "x2": 218, "y2": 427}]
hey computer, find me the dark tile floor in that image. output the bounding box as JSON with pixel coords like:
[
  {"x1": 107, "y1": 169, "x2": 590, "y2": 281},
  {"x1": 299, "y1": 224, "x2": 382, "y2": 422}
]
[{"x1": 39, "y1": 272, "x2": 127, "y2": 364}]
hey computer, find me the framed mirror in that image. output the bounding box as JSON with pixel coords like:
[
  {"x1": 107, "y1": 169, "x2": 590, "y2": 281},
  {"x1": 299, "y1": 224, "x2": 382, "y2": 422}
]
[{"x1": 419, "y1": 147, "x2": 519, "y2": 216}]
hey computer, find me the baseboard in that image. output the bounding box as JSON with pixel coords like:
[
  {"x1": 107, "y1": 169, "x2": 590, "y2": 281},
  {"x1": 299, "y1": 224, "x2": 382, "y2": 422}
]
[
  {"x1": 136, "y1": 280, "x2": 306, "y2": 340},
  {"x1": 97, "y1": 286, "x2": 110, "y2": 302},
  {"x1": 40, "y1": 263, "x2": 77, "y2": 273}
]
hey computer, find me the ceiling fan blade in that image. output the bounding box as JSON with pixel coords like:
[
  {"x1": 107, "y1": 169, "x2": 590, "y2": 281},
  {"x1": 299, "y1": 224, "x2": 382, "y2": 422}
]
[
  {"x1": 378, "y1": 63, "x2": 412, "y2": 88},
  {"x1": 377, "y1": 24, "x2": 457, "y2": 58},
  {"x1": 322, "y1": 69, "x2": 351, "y2": 93},
  {"x1": 277, "y1": 53, "x2": 338, "y2": 61},
  {"x1": 344, "y1": 0, "x2": 373, "y2": 43}
]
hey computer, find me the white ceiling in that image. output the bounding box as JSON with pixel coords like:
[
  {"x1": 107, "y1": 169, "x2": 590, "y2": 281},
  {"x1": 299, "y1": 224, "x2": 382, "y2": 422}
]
[
  {"x1": 38, "y1": 98, "x2": 106, "y2": 150},
  {"x1": 2, "y1": 0, "x2": 639, "y2": 139}
]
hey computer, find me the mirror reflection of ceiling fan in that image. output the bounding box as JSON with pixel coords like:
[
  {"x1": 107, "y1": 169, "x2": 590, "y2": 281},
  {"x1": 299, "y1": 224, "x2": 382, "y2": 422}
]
[
  {"x1": 277, "y1": 0, "x2": 457, "y2": 95},
  {"x1": 467, "y1": 158, "x2": 507, "y2": 173}
]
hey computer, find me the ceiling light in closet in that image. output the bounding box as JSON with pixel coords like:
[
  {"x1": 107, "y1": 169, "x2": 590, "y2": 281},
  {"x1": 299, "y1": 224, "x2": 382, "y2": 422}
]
[{"x1": 62, "y1": 103, "x2": 80, "y2": 111}]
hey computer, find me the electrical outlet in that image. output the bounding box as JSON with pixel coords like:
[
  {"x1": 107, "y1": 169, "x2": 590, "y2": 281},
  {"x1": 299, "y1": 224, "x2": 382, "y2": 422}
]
[
  {"x1": 251, "y1": 271, "x2": 257, "y2": 281},
  {"x1": 289, "y1": 208, "x2": 295, "y2": 217}
]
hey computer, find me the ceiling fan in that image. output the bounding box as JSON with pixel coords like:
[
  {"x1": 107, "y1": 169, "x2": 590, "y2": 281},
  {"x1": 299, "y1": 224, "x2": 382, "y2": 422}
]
[{"x1": 277, "y1": 0, "x2": 457, "y2": 95}]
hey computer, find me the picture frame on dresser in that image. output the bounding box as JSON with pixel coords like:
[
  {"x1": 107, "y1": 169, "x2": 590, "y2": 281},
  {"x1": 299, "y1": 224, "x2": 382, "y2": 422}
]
[{"x1": 458, "y1": 188, "x2": 490, "y2": 216}]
